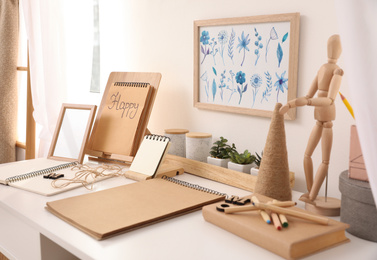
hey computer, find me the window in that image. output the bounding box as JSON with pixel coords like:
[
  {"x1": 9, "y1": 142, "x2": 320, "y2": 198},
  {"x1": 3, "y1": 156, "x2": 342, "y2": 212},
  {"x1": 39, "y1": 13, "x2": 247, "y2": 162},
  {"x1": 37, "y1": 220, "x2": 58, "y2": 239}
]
[{"x1": 16, "y1": 4, "x2": 35, "y2": 159}]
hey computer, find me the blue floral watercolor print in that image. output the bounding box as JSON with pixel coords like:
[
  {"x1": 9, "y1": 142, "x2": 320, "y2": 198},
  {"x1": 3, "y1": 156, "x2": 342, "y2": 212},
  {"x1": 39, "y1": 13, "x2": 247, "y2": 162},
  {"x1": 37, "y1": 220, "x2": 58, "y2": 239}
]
[
  {"x1": 218, "y1": 30, "x2": 228, "y2": 66},
  {"x1": 250, "y1": 74, "x2": 262, "y2": 108},
  {"x1": 199, "y1": 23, "x2": 291, "y2": 110},
  {"x1": 200, "y1": 31, "x2": 210, "y2": 64},
  {"x1": 237, "y1": 31, "x2": 250, "y2": 67},
  {"x1": 236, "y1": 71, "x2": 248, "y2": 104},
  {"x1": 226, "y1": 70, "x2": 237, "y2": 103},
  {"x1": 253, "y1": 28, "x2": 263, "y2": 66},
  {"x1": 218, "y1": 70, "x2": 227, "y2": 101},
  {"x1": 265, "y1": 27, "x2": 278, "y2": 62},
  {"x1": 261, "y1": 71, "x2": 273, "y2": 103},
  {"x1": 200, "y1": 71, "x2": 210, "y2": 101},
  {"x1": 228, "y1": 29, "x2": 236, "y2": 65},
  {"x1": 275, "y1": 71, "x2": 288, "y2": 102},
  {"x1": 209, "y1": 38, "x2": 218, "y2": 65}
]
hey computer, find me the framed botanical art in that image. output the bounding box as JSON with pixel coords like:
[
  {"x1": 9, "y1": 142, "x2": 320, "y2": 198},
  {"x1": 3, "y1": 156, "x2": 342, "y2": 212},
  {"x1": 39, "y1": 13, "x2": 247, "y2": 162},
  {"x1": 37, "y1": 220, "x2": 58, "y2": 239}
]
[{"x1": 194, "y1": 13, "x2": 300, "y2": 119}]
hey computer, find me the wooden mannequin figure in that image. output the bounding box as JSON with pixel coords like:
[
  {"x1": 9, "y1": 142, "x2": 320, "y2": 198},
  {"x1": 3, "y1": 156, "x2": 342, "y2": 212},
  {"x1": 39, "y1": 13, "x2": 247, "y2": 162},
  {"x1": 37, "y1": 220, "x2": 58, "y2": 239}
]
[{"x1": 279, "y1": 35, "x2": 344, "y2": 215}]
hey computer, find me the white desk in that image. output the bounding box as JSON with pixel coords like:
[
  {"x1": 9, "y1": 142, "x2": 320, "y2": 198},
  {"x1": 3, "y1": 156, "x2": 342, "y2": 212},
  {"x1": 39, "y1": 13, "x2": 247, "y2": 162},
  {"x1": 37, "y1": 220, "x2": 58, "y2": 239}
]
[{"x1": 1, "y1": 173, "x2": 376, "y2": 260}]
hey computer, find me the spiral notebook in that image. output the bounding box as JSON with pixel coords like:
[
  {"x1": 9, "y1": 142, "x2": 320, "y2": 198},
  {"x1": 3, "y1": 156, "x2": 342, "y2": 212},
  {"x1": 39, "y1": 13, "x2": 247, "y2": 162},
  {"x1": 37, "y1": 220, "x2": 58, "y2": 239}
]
[
  {"x1": 0, "y1": 158, "x2": 78, "y2": 196},
  {"x1": 46, "y1": 177, "x2": 226, "y2": 240},
  {"x1": 89, "y1": 81, "x2": 153, "y2": 158},
  {"x1": 0, "y1": 158, "x2": 108, "y2": 196},
  {"x1": 126, "y1": 134, "x2": 171, "y2": 180}
]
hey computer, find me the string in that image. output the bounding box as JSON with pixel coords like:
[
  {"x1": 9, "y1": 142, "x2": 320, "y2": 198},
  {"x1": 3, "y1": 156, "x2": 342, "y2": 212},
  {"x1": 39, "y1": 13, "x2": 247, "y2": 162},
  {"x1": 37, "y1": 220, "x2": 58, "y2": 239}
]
[{"x1": 51, "y1": 163, "x2": 126, "y2": 190}]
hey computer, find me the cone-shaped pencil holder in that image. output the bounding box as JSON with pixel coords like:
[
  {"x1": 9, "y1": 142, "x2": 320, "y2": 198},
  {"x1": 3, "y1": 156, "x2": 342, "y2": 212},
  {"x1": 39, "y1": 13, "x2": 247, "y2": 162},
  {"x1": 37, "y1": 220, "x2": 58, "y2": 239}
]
[{"x1": 254, "y1": 103, "x2": 292, "y2": 201}]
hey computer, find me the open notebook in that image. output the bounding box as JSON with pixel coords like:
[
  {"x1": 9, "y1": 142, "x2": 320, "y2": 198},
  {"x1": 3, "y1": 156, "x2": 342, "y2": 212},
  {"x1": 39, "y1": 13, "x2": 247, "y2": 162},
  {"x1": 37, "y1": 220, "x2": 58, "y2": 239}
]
[{"x1": 0, "y1": 158, "x2": 111, "y2": 196}]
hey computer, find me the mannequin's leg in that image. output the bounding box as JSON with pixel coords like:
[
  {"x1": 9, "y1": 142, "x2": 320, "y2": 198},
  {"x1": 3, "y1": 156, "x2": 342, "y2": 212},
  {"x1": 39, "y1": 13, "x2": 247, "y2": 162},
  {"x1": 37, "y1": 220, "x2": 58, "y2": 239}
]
[
  {"x1": 309, "y1": 121, "x2": 333, "y2": 201},
  {"x1": 303, "y1": 121, "x2": 323, "y2": 192}
]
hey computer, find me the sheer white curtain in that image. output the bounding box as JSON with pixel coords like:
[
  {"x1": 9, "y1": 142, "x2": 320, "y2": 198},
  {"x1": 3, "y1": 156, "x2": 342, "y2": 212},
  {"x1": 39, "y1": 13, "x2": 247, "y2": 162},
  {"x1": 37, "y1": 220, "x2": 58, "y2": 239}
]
[
  {"x1": 21, "y1": 0, "x2": 93, "y2": 157},
  {"x1": 336, "y1": 0, "x2": 377, "y2": 206}
]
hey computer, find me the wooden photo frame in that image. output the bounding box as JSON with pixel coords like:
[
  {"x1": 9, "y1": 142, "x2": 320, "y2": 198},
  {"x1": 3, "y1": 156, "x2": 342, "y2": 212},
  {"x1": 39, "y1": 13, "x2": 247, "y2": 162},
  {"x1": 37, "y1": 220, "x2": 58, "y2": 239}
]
[
  {"x1": 194, "y1": 13, "x2": 300, "y2": 119},
  {"x1": 48, "y1": 104, "x2": 97, "y2": 164}
]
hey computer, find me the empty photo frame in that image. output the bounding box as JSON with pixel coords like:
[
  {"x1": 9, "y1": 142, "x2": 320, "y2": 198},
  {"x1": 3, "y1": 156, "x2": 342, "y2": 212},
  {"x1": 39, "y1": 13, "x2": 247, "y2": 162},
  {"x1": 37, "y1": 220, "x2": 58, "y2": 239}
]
[{"x1": 48, "y1": 104, "x2": 97, "y2": 164}]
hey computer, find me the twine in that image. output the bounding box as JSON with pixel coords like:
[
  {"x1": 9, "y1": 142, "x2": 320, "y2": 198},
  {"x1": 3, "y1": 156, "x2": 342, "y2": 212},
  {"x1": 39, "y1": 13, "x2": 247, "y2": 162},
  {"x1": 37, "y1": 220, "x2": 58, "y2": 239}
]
[{"x1": 51, "y1": 164, "x2": 126, "y2": 190}]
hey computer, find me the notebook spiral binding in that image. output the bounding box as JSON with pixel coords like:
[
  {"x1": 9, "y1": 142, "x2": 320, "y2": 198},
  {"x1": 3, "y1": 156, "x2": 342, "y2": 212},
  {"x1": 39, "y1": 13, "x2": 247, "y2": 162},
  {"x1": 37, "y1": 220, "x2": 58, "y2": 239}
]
[
  {"x1": 162, "y1": 176, "x2": 228, "y2": 198},
  {"x1": 146, "y1": 134, "x2": 170, "y2": 142},
  {"x1": 114, "y1": 82, "x2": 150, "y2": 88},
  {"x1": 6, "y1": 161, "x2": 78, "y2": 183}
]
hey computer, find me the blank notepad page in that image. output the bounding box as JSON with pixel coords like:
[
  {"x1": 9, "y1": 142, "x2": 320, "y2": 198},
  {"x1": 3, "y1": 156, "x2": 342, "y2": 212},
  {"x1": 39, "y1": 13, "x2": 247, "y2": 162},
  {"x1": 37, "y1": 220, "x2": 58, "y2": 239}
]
[{"x1": 129, "y1": 135, "x2": 170, "y2": 177}]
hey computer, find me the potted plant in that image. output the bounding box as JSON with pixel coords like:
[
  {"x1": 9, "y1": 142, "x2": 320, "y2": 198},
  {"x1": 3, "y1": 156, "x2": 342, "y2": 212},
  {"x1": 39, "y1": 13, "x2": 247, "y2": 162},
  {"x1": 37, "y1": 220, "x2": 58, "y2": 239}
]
[
  {"x1": 250, "y1": 151, "x2": 263, "y2": 175},
  {"x1": 228, "y1": 149, "x2": 256, "y2": 173},
  {"x1": 207, "y1": 137, "x2": 236, "y2": 168}
]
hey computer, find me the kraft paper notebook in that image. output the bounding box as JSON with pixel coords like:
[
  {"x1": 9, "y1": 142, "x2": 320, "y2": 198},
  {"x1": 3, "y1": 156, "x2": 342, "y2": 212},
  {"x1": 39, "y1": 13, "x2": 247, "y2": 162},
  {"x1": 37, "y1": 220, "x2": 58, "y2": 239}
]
[
  {"x1": 202, "y1": 194, "x2": 349, "y2": 260},
  {"x1": 86, "y1": 72, "x2": 162, "y2": 163},
  {"x1": 46, "y1": 177, "x2": 225, "y2": 240},
  {"x1": 91, "y1": 82, "x2": 152, "y2": 156}
]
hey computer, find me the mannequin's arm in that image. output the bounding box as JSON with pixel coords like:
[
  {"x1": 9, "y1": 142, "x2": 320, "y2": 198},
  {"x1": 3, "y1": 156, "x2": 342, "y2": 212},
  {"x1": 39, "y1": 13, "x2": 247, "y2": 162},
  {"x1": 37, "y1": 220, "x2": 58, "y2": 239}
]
[
  {"x1": 306, "y1": 69, "x2": 343, "y2": 107},
  {"x1": 279, "y1": 76, "x2": 318, "y2": 115}
]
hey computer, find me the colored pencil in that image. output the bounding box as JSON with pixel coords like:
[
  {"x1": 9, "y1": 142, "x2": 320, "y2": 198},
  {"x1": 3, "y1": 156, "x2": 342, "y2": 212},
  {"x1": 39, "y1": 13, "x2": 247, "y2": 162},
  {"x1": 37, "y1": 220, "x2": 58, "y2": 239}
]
[
  {"x1": 273, "y1": 200, "x2": 289, "y2": 228},
  {"x1": 339, "y1": 92, "x2": 355, "y2": 119},
  {"x1": 271, "y1": 212, "x2": 282, "y2": 230},
  {"x1": 224, "y1": 200, "x2": 296, "y2": 214},
  {"x1": 251, "y1": 196, "x2": 271, "y2": 224},
  {"x1": 253, "y1": 202, "x2": 329, "y2": 225},
  {"x1": 279, "y1": 214, "x2": 289, "y2": 228}
]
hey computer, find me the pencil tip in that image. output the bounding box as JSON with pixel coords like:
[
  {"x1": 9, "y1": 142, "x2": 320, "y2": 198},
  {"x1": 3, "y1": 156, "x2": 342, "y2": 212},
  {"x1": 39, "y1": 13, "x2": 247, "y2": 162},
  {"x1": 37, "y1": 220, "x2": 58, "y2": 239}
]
[{"x1": 267, "y1": 220, "x2": 271, "y2": 224}]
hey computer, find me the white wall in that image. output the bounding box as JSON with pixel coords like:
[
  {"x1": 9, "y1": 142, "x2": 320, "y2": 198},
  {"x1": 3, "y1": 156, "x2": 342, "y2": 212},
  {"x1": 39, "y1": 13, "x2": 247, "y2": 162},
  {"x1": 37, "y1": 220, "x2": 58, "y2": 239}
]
[{"x1": 98, "y1": 0, "x2": 355, "y2": 199}]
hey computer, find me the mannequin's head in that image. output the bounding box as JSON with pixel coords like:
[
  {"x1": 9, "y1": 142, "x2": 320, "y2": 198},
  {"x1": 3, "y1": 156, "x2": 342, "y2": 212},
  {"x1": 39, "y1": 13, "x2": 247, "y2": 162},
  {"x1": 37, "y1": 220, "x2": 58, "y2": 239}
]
[{"x1": 327, "y1": 34, "x2": 342, "y2": 61}]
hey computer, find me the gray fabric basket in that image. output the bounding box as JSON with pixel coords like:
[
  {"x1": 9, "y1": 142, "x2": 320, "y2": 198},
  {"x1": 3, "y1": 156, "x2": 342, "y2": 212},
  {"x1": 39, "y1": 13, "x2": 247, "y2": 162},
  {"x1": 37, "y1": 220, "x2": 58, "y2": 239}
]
[{"x1": 339, "y1": 171, "x2": 377, "y2": 242}]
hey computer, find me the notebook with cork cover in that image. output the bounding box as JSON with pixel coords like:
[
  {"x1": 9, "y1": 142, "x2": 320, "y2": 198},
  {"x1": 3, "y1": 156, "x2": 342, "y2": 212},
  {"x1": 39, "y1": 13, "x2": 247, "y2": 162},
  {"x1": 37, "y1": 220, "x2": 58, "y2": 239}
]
[{"x1": 86, "y1": 72, "x2": 161, "y2": 164}]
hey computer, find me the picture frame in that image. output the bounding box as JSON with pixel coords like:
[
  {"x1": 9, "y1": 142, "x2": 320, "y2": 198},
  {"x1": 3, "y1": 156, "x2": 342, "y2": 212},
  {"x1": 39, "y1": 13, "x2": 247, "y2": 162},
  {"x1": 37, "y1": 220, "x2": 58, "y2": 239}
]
[
  {"x1": 48, "y1": 103, "x2": 97, "y2": 164},
  {"x1": 194, "y1": 13, "x2": 300, "y2": 120}
]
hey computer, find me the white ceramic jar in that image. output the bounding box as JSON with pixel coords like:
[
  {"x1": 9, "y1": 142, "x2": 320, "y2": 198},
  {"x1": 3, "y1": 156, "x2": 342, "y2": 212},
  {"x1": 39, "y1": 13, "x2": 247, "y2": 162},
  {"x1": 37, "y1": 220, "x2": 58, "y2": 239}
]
[
  {"x1": 185, "y1": 132, "x2": 212, "y2": 162},
  {"x1": 164, "y1": 128, "x2": 189, "y2": 157}
]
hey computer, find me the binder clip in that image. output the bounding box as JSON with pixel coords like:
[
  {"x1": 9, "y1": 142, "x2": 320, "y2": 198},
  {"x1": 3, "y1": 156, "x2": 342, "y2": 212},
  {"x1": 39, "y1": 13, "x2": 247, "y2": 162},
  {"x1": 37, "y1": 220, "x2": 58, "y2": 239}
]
[{"x1": 44, "y1": 173, "x2": 64, "y2": 179}]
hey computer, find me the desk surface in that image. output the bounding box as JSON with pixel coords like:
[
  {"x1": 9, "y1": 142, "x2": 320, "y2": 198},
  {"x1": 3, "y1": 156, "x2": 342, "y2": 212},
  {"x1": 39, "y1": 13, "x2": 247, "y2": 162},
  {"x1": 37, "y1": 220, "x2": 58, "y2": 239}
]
[{"x1": 1, "y1": 171, "x2": 377, "y2": 260}]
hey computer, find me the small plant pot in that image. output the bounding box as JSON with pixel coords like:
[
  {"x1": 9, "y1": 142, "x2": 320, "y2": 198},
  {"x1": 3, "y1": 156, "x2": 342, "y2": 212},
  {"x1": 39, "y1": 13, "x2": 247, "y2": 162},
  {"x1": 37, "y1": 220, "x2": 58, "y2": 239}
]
[
  {"x1": 250, "y1": 167, "x2": 259, "y2": 176},
  {"x1": 207, "y1": 156, "x2": 230, "y2": 168},
  {"x1": 228, "y1": 161, "x2": 253, "y2": 174}
]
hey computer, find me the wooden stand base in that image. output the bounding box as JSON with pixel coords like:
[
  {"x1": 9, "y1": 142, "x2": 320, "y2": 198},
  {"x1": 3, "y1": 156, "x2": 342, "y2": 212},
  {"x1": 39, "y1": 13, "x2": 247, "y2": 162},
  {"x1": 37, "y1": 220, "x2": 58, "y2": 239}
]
[
  {"x1": 155, "y1": 164, "x2": 184, "y2": 178},
  {"x1": 304, "y1": 196, "x2": 341, "y2": 216},
  {"x1": 125, "y1": 164, "x2": 184, "y2": 182}
]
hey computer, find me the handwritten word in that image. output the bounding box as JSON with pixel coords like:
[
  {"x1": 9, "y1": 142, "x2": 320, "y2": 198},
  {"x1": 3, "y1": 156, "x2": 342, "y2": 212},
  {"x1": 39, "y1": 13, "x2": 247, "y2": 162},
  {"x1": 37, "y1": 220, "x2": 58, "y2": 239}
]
[{"x1": 108, "y1": 92, "x2": 139, "y2": 119}]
